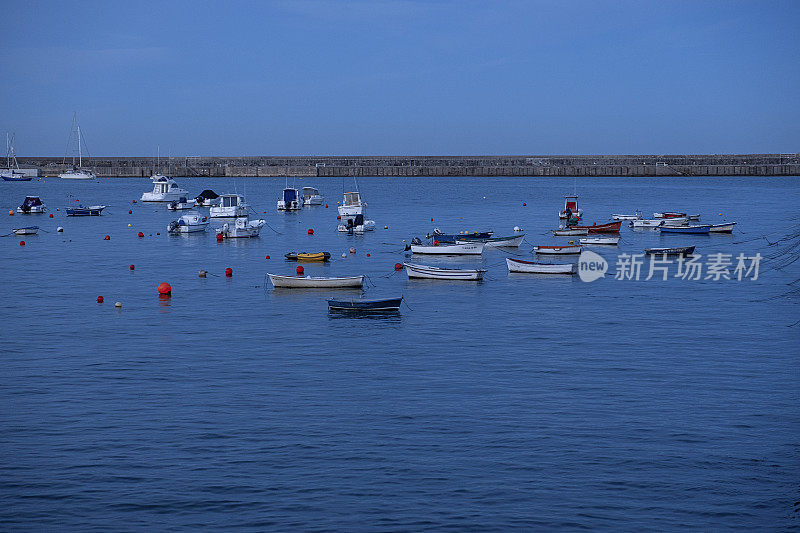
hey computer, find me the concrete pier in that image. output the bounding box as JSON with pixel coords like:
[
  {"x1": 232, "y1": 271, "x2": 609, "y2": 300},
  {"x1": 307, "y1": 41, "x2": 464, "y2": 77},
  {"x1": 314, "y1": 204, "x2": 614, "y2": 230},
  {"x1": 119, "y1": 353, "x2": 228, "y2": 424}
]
[{"x1": 17, "y1": 154, "x2": 800, "y2": 178}]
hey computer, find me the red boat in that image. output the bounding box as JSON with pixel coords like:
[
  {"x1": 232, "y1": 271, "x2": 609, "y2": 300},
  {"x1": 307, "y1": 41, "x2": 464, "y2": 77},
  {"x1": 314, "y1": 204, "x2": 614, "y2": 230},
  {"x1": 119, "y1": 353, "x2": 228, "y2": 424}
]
[{"x1": 567, "y1": 221, "x2": 621, "y2": 234}]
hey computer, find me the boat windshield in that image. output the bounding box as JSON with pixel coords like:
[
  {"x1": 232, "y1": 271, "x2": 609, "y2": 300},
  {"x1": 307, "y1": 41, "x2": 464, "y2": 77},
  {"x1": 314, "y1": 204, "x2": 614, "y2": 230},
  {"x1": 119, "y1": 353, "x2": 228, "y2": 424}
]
[
  {"x1": 283, "y1": 189, "x2": 297, "y2": 202},
  {"x1": 343, "y1": 192, "x2": 361, "y2": 205},
  {"x1": 222, "y1": 196, "x2": 238, "y2": 207},
  {"x1": 303, "y1": 187, "x2": 318, "y2": 195}
]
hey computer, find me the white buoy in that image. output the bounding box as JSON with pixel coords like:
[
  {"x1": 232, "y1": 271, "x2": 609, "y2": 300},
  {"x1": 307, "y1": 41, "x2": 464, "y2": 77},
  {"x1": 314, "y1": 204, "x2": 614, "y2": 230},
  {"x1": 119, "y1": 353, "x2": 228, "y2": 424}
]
[
  {"x1": 514, "y1": 226, "x2": 521, "y2": 232},
  {"x1": 57, "y1": 227, "x2": 64, "y2": 232},
  {"x1": 342, "y1": 252, "x2": 347, "y2": 258},
  {"x1": 114, "y1": 301, "x2": 122, "y2": 308}
]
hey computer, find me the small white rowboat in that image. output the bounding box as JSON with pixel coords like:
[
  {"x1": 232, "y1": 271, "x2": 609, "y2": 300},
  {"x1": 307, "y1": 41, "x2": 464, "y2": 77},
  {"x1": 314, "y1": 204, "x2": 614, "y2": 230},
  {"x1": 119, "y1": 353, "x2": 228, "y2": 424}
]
[
  {"x1": 506, "y1": 258, "x2": 575, "y2": 274},
  {"x1": 268, "y1": 274, "x2": 365, "y2": 288},
  {"x1": 709, "y1": 222, "x2": 736, "y2": 233},
  {"x1": 552, "y1": 228, "x2": 588, "y2": 236},
  {"x1": 631, "y1": 219, "x2": 663, "y2": 228},
  {"x1": 403, "y1": 262, "x2": 486, "y2": 281},
  {"x1": 410, "y1": 242, "x2": 484, "y2": 255},
  {"x1": 13, "y1": 226, "x2": 39, "y2": 235},
  {"x1": 580, "y1": 237, "x2": 620, "y2": 245},
  {"x1": 533, "y1": 245, "x2": 582, "y2": 255},
  {"x1": 611, "y1": 213, "x2": 641, "y2": 220}
]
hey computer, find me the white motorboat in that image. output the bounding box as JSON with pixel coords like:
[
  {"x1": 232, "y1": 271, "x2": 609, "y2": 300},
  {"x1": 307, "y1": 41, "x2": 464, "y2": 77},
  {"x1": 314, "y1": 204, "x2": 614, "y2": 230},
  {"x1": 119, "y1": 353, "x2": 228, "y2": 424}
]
[
  {"x1": 277, "y1": 187, "x2": 301, "y2": 211},
  {"x1": 709, "y1": 222, "x2": 737, "y2": 233},
  {"x1": 661, "y1": 217, "x2": 689, "y2": 226},
  {"x1": 559, "y1": 194, "x2": 582, "y2": 220},
  {"x1": 337, "y1": 213, "x2": 376, "y2": 233},
  {"x1": 580, "y1": 236, "x2": 620, "y2": 245},
  {"x1": 403, "y1": 262, "x2": 486, "y2": 280},
  {"x1": 302, "y1": 186, "x2": 324, "y2": 206},
  {"x1": 533, "y1": 245, "x2": 582, "y2": 255},
  {"x1": 141, "y1": 175, "x2": 190, "y2": 202},
  {"x1": 552, "y1": 228, "x2": 589, "y2": 236},
  {"x1": 455, "y1": 234, "x2": 524, "y2": 248},
  {"x1": 167, "y1": 212, "x2": 208, "y2": 234},
  {"x1": 506, "y1": 258, "x2": 575, "y2": 274},
  {"x1": 17, "y1": 196, "x2": 46, "y2": 214},
  {"x1": 167, "y1": 197, "x2": 196, "y2": 210},
  {"x1": 13, "y1": 226, "x2": 39, "y2": 235},
  {"x1": 210, "y1": 194, "x2": 249, "y2": 218},
  {"x1": 611, "y1": 212, "x2": 641, "y2": 220},
  {"x1": 338, "y1": 191, "x2": 366, "y2": 217},
  {"x1": 410, "y1": 242, "x2": 484, "y2": 255},
  {"x1": 216, "y1": 217, "x2": 265, "y2": 238},
  {"x1": 630, "y1": 219, "x2": 663, "y2": 228},
  {"x1": 194, "y1": 190, "x2": 220, "y2": 207},
  {"x1": 268, "y1": 273, "x2": 365, "y2": 288},
  {"x1": 59, "y1": 113, "x2": 96, "y2": 180}
]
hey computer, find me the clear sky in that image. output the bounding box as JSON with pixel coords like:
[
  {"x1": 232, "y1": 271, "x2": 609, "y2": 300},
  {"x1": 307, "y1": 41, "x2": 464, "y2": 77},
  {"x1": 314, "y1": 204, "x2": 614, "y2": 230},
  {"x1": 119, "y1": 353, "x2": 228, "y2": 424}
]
[{"x1": 1, "y1": 0, "x2": 798, "y2": 156}]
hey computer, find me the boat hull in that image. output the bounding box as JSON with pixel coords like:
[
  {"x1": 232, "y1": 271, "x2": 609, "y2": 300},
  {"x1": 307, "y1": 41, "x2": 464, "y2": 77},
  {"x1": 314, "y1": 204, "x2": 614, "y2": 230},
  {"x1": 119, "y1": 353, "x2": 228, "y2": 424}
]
[
  {"x1": 631, "y1": 219, "x2": 663, "y2": 228},
  {"x1": 410, "y1": 243, "x2": 484, "y2": 255},
  {"x1": 268, "y1": 274, "x2": 365, "y2": 288},
  {"x1": 66, "y1": 205, "x2": 105, "y2": 216},
  {"x1": 403, "y1": 263, "x2": 486, "y2": 280},
  {"x1": 13, "y1": 226, "x2": 39, "y2": 235},
  {"x1": 568, "y1": 221, "x2": 621, "y2": 234},
  {"x1": 580, "y1": 237, "x2": 620, "y2": 245},
  {"x1": 645, "y1": 246, "x2": 695, "y2": 256},
  {"x1": 533, "y1": 245, "x2": 582, "y2": 255},
  {"x1": 552, "y1": 228, "x2": 588, "y2": 236},
  {"x1": 659, "y1": 225, "x2": 711, "y2": 234},
  {"x1": 506, "y1": 258, "x2": 575, "y2": 274},
  {"x1": 709, "y1": 222, "x2": 736, "y2": 233},
  {"x1": 456, "y1": 235, "x2": 524, "y2": 248},
  {"x1": 611, "y1": 214, "x2": 640, "y2": 220},
  {"x1": 327, "y1": 297, "x2": 403, "y2": 311}
]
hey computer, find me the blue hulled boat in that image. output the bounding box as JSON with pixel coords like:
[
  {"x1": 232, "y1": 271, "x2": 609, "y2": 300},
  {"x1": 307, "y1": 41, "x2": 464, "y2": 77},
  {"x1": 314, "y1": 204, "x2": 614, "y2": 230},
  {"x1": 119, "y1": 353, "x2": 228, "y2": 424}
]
[
  {"x1": 66, "y1": 205, "x2": 106, "y2": 216},
  {"x1": 327, "y1": 297, "x2": 403, "y2": 312},
  {"x1": 660, "y1": 225, "x2": 711, "y2": 234}
]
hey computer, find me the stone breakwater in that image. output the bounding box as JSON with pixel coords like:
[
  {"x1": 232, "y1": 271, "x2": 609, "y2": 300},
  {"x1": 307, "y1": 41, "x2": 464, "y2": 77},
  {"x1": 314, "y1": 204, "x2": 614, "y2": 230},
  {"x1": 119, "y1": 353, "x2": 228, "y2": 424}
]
[{"x1": 17, "y1": 154, "x2": 800, "y2": 178}]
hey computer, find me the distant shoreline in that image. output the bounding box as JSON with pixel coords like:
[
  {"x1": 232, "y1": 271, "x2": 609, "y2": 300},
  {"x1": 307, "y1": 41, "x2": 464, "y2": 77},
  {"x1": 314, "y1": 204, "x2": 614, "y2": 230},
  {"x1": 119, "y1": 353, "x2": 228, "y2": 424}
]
[{"x1": 11, "y1": 154, "x2": 800, "y2": 178}]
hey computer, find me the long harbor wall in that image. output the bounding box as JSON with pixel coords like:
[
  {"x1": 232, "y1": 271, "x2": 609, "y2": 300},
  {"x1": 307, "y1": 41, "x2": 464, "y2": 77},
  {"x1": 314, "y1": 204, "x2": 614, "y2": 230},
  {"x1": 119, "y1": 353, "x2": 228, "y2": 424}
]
[{"x1": 16, "y1": 154, "x2": 800, "y2": 178}]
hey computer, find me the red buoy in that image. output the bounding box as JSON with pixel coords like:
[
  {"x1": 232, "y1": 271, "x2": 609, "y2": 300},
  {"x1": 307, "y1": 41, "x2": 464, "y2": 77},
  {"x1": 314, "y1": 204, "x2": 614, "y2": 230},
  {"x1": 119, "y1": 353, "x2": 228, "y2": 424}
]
[
  {"x1": 337, "y1": 215, "x2": 341, "y2": 220},
  {"x1": 216, "y1": 233, "x2": 223, "y2": 242},
  {"x1": 132, "y1": 200, "x2": 137, "y2": 203},
  {"x1": 433, "y1": 240, "x2": 439, "y2": 245},
  {"x1": 97, "y1": 296, "x2": 104, "y2": 303},
  {"x1": 19, "y1": 240, "x2": 25, "y2": 246},
  {"x1": 265, "y1": 255, "x2": 270, "y2": 259},
  {"x1": 296, "y1": 265, "x2": 304, "y2": 275},
  {"x1": 308, "y1": 228, "x2": 314, "y2": 235},
  {"x1": 129, "y1": 264, "x2": 135, "y2": 270},
  {"x1": 128, "y1": 210, "x2": 133, "y2": 214},
  {"x1": 49, "y1": 214, "x2": 54, "y2": 218},
  {"x1": 325, "y1": 204, "x2": 328, "y2": 208},
  {"x1": 104, "y1": 235, "x2": 110, "y2": 240},
  {"x1": 158, "y1": 282, "x2": 171, "y2": 295},
  {"x1": 394, "y1": 263, "x2": 402, "y2": 270},
  {"x1": 366, "y1": 253, "x2": 370, "y2": 257},
  {"x1": 523, "y1": 202, "x2": 527, "y2": 206},
  {"x1": 137, "y1": 231, "x2": 144, "y2": 238},
  {"x1": 431, "y1": 217, "x2": 434, "y2": 222},
  {"x1": 225, "y1": 267, "x2": 233, "y2": 277}
]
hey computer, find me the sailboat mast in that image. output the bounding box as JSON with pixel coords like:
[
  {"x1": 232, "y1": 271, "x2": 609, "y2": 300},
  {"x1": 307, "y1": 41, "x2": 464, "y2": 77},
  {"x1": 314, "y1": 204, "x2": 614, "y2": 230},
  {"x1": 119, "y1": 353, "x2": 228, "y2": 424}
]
[
  {"x1": 78, "y1": 125, "x2": 82, "y2": 168},
  {"x1": 5, "y1": 133, "x2": 9, "y2": 169}
]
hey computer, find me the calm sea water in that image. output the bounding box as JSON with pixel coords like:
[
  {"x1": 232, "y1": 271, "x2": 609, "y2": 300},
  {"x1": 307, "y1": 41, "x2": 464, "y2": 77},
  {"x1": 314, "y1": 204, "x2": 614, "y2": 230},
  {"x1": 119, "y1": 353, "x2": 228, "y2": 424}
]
[{"x1": 1, "y1": 175, "x2": 798, "y2": 530}]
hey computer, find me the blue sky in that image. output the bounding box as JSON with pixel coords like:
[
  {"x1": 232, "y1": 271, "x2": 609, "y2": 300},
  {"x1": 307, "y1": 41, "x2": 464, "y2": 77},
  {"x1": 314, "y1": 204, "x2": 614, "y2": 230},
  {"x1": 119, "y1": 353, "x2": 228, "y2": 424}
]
[{"x1": 1, "y1": 0, "x2": 798, "y2": 156}]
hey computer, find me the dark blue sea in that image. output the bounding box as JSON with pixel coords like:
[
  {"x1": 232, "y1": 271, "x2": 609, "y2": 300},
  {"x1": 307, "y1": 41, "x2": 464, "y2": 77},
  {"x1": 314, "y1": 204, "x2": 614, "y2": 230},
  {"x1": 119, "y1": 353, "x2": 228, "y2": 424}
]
[{"x1": 2, "y1": 175, "x2": 798, "y2": 530}]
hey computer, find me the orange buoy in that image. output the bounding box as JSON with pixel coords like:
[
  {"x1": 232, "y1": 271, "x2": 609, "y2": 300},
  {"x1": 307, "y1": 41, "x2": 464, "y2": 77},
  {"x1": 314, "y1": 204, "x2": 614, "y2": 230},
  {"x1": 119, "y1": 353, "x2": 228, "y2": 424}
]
[
  {"x1": 394, "y1": 263, "x2": 402, "y2": 270},
  {"x1": 198, "y1": 270, "x2": 207, "y2": 278},
  {"x1": 129, "y1": 264, "x2": 135, "y2": 270},
  {"x1": 225, "y1": 267, "x2": 233, "y2": 277},
  {"x1": 216, "y1": 233, "x2": 223, "y2": 242},
  {"x1": 104, "y1": 235, "x2": 110, "y2": 240},
  {"x1": 308, "y1": 228, "x2": 314, "y2": 235},
  {"x1": 97, "y1": 296, "x2": 104, "y2": 303},
  {"x1": 19, "y1": 240, "x2": 25, "y2": 246},
  {"x1": 49, "y1": 214, "x2": 54, "y2": 218},
  {"x1": 158, "y1": 282, "x2": 171, "y2": 295},
  {"x1": 8, "y1": 210, "x2": 13, "y2": 216},
  {"x1": 137, "y1": 232, "x2": 144, "y2": 238},
  {"x1": 296, "y1": 265, "x2": 304, "y2": 275},
  {"x1": 336, "y1": 215, "x2": 341, "y2": 220}
]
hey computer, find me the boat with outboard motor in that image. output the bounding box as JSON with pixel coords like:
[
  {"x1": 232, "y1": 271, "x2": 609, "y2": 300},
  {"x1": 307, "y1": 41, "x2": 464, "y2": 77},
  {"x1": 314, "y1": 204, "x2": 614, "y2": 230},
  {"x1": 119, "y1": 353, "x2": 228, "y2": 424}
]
[
  {"x1": 17, "y1": 196, "x2": 46, "y2": 214},
  {"x1": 338, "y1": 213, "x2": 375, "y2": 233},
  {"x1": 194, "y1": 190, "x2": 220, "y2": 207},
  {"x1": 278, "y1": 187, "x2": 301, "y2": 211},
  {"x1": 302, "y1": 187, "x2": 324, "y2": 206},
  {"x1": 166, "y1": 197, "x2": 196, "y2": 210},
  {"x1": 284, "y1": 251, "x2": 331, "y2": 262},
  {"x1": 559, "y1": 195, "x2": 582, "y2": 220},
  {"x1": 66, "y1": 205, "x2": 105, "y2": 216},
  {"x1": 167, "y1": 212, "x2": 208, "y2": 234},
  {"x1": 403, "y1": 262, "x2": 486, "y2": 280},
  {"x1": 216, "y1": 217, "x2": 265, "y2": 238}
]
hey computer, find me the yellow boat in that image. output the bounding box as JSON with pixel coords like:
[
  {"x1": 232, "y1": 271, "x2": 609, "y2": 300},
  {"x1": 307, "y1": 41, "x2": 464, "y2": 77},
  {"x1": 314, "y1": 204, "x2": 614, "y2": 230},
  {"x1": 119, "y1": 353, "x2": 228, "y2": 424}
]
[{"x1": 284, "y1": 251, "x2": 331, "y2": 262}]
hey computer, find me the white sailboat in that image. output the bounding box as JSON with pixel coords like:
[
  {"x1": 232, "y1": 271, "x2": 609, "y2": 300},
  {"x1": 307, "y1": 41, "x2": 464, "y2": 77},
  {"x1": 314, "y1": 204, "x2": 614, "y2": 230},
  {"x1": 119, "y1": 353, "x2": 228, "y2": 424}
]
[
  {"x1": 1, "y1": 133, "x2": 30, "y2": 181},
  {"x1": 59, "y1": 113, "x2": 96, "y2": 180}
]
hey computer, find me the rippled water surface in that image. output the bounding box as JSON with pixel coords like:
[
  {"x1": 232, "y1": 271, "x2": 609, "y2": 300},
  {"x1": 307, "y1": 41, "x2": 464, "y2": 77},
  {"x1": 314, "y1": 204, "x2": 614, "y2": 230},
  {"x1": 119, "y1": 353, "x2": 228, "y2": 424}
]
[{"x1": 2, "y1": 175, "x2": 798, "y2": 530}]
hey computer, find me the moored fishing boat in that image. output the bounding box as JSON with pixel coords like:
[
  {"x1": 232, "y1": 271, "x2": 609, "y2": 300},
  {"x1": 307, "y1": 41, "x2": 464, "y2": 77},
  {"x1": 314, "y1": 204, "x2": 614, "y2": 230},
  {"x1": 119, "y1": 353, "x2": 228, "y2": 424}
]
[
  {"x1": 427, "y1": 229, "x2": 493, "y2": 243},
  {"x1": 559, "y1": 194, "x2": 582, "y2": 220},
  {"x1": 284, "y1": 251, "x2": 331, "y2": 262},
  {"x1": 166, "y1": 197, "x2": 196, "y2": 210},
  {"x1": 327, "y1": 297, "x2": 403, "y2": 312},
  {"x1": 268, "y1": 273, "x2": 365, "y2": 288},
  {"x1": 13, "y1": 226, "x2": 39, "y2": 235},
  {"x1": 277, "y1": 187, "x2": 301, "y2": 211},
  {"x1": 661, "y1": 217, "x2": 689, "y2": 226},
  {"x1": 403, "y1": 262, "x2": 486, "y2": 280},
  {"x1": 533, "y1": 245, "x2": 582, "y2": 255},
  {"x1": 645, "y1": 246, "x2": 695, "y2": 256},
  {"x1": 567, "y1": 221, "x2": 621, "y2": 234},
  {"x1": 611, "y1": 212, "x2": 641, "y2": 220},
  {"x1": 456, "y1": 234, "x2": 524, "y2": 248},
  {"x1": 709, "y1": 222, "x2": 737, "y2": 233},
  {"x1": 337, "y1": 213, "x2": 375, "y2": 233},
  {"x1": 195, "y1": 190, "x2": 220, "y2": 207},
  {"x1": 216, "y1": 217, "x2": 265, "y2": 238},
  {"x1": 653, "y1": 211, "x2": 686, "y2": 219},
  {"x1": 302, "y1": 186, "x2": 324, "y2": 206},
  {"x1": 210, "y1": 194, "x2": 249, "y2": 218},
  {"x1": 167, "y1": 212, "x2": 208, "y2": 234},
  {"x1": 17, "y1": 196, "x2": 46, "y2": 214},
  {"x1": 506, "y1": 258, "x2": 575, "y2": 274},
  {"x1": 659, "y1": 224, "x2": 711, "y2": 234},
  {"x1": 552, "y1": 228, "x2": 588, "y2": 236},
  {"x1": 580, "y1": 236, "x2": 620, "y2": 245},
  {"x1": 66, "y1": 205, "x2": 105, "y2": 216},
  {"x1": 141, "y1": 175, "x2": 189, "y2": 202},
  {"x1": 631, "y1": 219, "x2": 663, "y2": 228},
  {"x1": 410, "y1": 242, "x2": 484, "y2": 255}
]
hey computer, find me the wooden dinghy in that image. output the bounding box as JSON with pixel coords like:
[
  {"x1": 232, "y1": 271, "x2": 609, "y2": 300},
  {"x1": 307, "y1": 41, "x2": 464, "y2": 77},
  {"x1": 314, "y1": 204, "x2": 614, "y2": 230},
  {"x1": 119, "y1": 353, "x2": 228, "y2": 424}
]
[
  {"x1": 580, "y1": 236, "x2": 620, "y2": 245},
  {"x1": 567, "y1": 221, "x2": 621, "y2": 234},
  {"x1": 284, "y1": 251, "x2": 331, "y2": 262},
  {"x1": 532, "y1": 245, "x2": 582, "y2": 255},
  {"x1": 709, "y1": 222, "x2": 736, "y2": 233},
  {"x1": 268, "y1": 274, "x2": 364, "y2": 288},
  {"x1": 506, "y1": 258, "x2": 575, "y2": 274},
  {"x1": 403, "y1": 262, "x2": 486, "y2": 280},
  {"x1": 645, "y1": 246, "x2": 695, "y2": 256},
  {"x1": 327, "y1": 297, "x2": 403, "y2": 312}
]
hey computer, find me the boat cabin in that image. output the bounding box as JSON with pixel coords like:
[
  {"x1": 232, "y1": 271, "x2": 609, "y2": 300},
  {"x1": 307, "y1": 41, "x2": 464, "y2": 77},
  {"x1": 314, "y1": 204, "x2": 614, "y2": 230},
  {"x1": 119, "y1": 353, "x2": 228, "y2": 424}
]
[
  {"x1": 283, "y1": 188, "x2": 299, "y2": 203},
  {"x1": 342, "y1": 191, "x2": 362, "y2": 206},
  {"x1": 20, "y1": 196, "x2": 43, "y2": 209},
  {"x1": 150, "y1": 175, "x2": 176, "y2": 194},
  {"x1": 302, "y1": 187, "x2": 320, "y2": 199},
  {"x1": 563, "y1": 195, "x2": 579, "y2": 213},
  {"x1": 219, "y1": 194, "x2": 244, "y2": 208}
]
